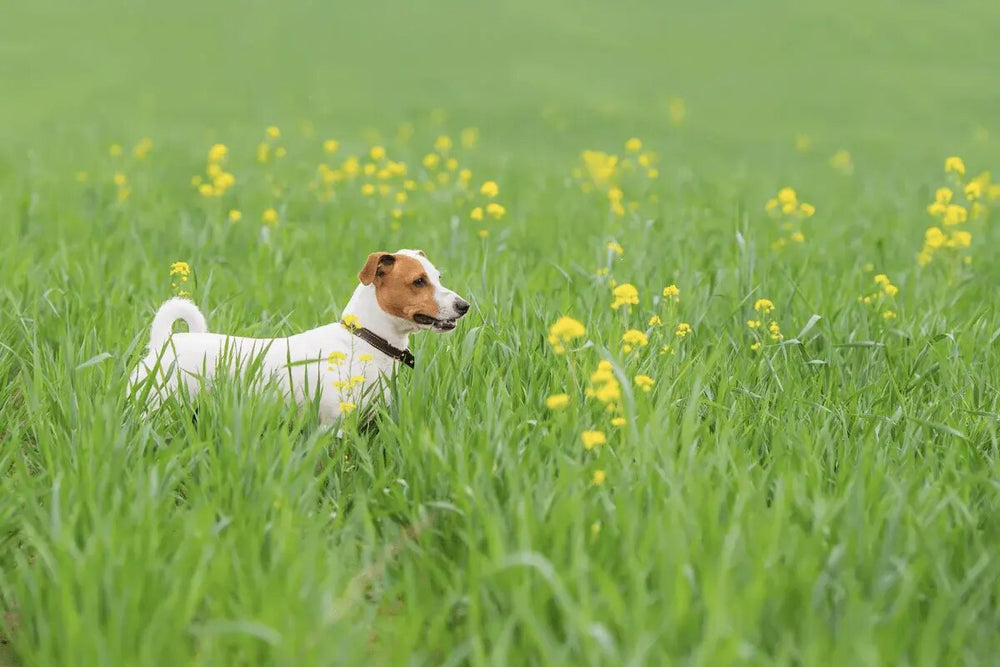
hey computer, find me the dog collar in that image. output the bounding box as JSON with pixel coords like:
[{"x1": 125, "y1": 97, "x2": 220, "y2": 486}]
[{"x1": 343, "y1": 323, "x2": 415, "y2": 369}]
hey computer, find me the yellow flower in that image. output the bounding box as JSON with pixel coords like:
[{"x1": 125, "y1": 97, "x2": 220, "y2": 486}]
[
  {"x1": 198, "y1": 183, "x2": 214, "y2": 197},
  {"x1": 747, "y1": 320, "x2": 761, "y2": 329},
  {"x1": 924, "y1": 226, "x2": 946, "y2": 249},
  {"x1": 545, "y1": 393, "x2": 570, "y2": 410},
  {"x1": 109, "y1": 143, "x2": 123, "y2": 157},
  {"x1": 478, "y1": 229, "x2": 489, "y2": 238},
  {"x1": 266, "y1": 125, "x2": 281, "y2": 139},
  {"x1": 480, "y1": 180, "x2": 499, "y2": 198},
  {"x1": 547, "y1": 316, "x2": 586, "y2": 354},
  {"x1": 228, "y1": 209, "x2": 242, "y2": 223},
  {"x1": 648, "y1": 315, "x2": 662, "y2": 326},
  {"x1": 790, "y1": 232, "x2": 805, "y2": 243},
  {"x1": 581, "y1": 431, "x2": 606, "y2": 450},
  {"x1": 777, "y1": 187, "x2": 797, "y2": 206},
  {"x1": 769, "y1": 321, "x2": 783, "y2": 341},
  {"x1": 275, "y1": 147, "x2": 287, "y2": 159},
  {"x1": 445, "y1": 158, "x2": 459, "y2": 172},
  {"x1": 882, "y1": 311, "x2": 896, "y2": 320},
  {"x1": 634, "y1": 375, "x2": 655, "y2": 392},
  {"x1": 361, "y1": 183, "x2": 376, "y2": 196},
  {"x1": 935, "y1": 187, "x2": 954, "y2": 205},
  {"x1": 621, "y1": 329, "x2": 649, "y2": 348},
  {"x1": 363, "y1": 163, "x2": 377, "y2": 176},
  {"x1": 883, "y1": 284, "x2": 899, "y2": 296},
  {"x1": 262, "y1": 208, "x2": 279, "y2": 225},
  {"x1": 485, "y1": 202, "x2": 506, "y2": 219},
  {"x1": 339, "y1": 402, "x2": 357, "y2": 414},
  {"x1": 133, "y1": 137, "x2": 153, "y2": 159},
  {"x1": 830, "y1": 149, "x2": 853, "y2": 174},
  {"x1": 323, "y1": 139, "x2": 339, "y2": 153},
  {"x1": 434, "y1": 135, "x2": 453, "y2": 152},
  {"x1": 873, "y1": 274, "x2": 890, "y2": 286},
  {"x1": 341, "y1": 315, "x2": 361, "y2": 330},
  {"x1": 460, "y1": 127, "x2": 479, "y2": 148},
  {"x1": 422, "y1": 153, "x2": 440, "y2": 169},
  {"x1": 662, "y1": 284, "x2": 680, "y2": 302},
  {"x1": 944, "y1": 156, "x2": 965, "y2": 175},
  {"x1": 606, "y1": 241, "x2": 624, "y2": 256},
  {"x1": 949, "y1": 230, "x2": 972, "y2": 248},
  {"x1": 675, "y1": 322, "x2": 692, "y2": 338},
  {"x1": 647, "y1": 168, "x2": 659, "y2": 179},
  {"x1": 592, "y1": 469, "x2": 607, "y2": 486},
  {"x1": 359, "y1": 354, "x2": 374, "y2": 362},
  {"x1": 169, "y1": 261, "x2": 191, "y2": 277},
  {"x1": 625, "y1": 137, "x2": 642, "y2": 152},
  {"x1": 208, "y1": 143, "x2": 228, "y2": 163},
  {"x1": 611, "y1": 417, "x2": 626, "y2": 427},
  {"x1": 369, "y1": 145, "x2": 386, "y2": 161},
  {"x1": 799, "y1": 203, "x2": 815, "y2": 218},
  {"x1": 754, "y1": 299, "x2": 775, "y2": 315},
  {"x1": 403, "y1": 179, "x2": 417, "y2": 191},
  {"x1": 113, "y1": 172, "x2": 128, "y2": 187},
  {"x1": 611, "y1": 283, "x2": 639, "y2": 310},
  {"x1": 750, "y1": 342, "x2": 762, "y2": 352},
  {"x1": 458, "y1": 168, "x2": 472, "y2": 184},
  {"x1": 942, "y1": 205, "x2": 967, "y2": 226},
  {"x1": 470, "y1": 207, "x2": 484, "y2": 221}
]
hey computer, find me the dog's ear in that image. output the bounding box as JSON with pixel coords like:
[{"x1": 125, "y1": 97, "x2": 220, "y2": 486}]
[
  {"x1": 358, "y1": 252, "x2": 396, "y2": 285},
  {"x1": 415, "y1": 249, "x2": 426, "y2": 257}
]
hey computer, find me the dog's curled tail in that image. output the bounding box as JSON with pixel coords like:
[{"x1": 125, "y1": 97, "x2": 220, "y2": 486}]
[{"x1": 148, "y1": 297, "x2": 208, "y2": 351}]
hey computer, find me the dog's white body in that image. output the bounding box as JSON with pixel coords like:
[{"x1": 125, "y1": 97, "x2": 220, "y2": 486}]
[{"x1": 129, "y1": 250, "x2": 467, "y2": 424}]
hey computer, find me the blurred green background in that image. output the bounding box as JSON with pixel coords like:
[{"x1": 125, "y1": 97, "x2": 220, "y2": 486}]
[{"x1": 3, "y1": 0, "x2": 998, "y2": 167}]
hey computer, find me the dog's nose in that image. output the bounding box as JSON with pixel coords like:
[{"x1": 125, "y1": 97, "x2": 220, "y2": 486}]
[{"x1": 455, "y1": 299, "x2": 470, "y2": 315}]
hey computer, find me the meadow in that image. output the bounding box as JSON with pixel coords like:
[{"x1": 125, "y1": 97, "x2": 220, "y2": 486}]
[{"x1": 2, "y1": 1, "x2": 1000, "y2": 664}]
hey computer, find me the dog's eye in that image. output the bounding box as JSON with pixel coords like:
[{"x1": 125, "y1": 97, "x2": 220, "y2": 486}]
[{"x1": 413, "y1": 277, "x2": 426, "y2": 287}]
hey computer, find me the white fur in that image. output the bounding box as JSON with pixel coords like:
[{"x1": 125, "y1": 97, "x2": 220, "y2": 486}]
[{"x1": 129, "y1": 249, "x2": 467, "y2": 425}]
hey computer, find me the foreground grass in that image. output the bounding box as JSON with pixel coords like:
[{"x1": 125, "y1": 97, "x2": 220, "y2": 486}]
[{"x1": 2, "y1": 1, "x2": 1000, "y2": 665}]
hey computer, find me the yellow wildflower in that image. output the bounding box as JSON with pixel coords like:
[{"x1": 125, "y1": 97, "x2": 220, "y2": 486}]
[
  {"x1": 769, "y1": 321, "x2": 783, "y2": 341},
  {"x1": 750, "y1": 342, "x2": 762, "y2": 352},
  {"x1": 480, "y1": 181, "x2": 499, "y2": 198},
  {"x1": 485, "y1": 202, "x2": 506, "y2": 219},
  {"x1": 169, "y1": 261, "x2": 191, "y2": 278},
  {"x1": 942, "y1": 205, "x2": 967, "y2": 225},
  {"x1": 460, "y1": 127, "x2": 479, "y2": 148},
  {"x1": 323, "y1": 139, "x2": 339, "y2": 153},
  {"x1": 339, "y1": 402, "x2": 357, "y2": 414},
  {"x1": 611, "y1": 417, "x2": 626, "y2": 427},
  {"x1": 662, "y1": 284, "x2": 680, "y2": 302},
  {"x1": 830, "y1": 149, "x2": 853, "y2": 174},
  {"x1": 545, "y1": 393, "x2": 570, "y2": 410},
  {"x1": 266, "y1": 126, "x2": 280, "y2": 139},
  {"x1": 611, "y1": 283, "x2": 639, "y2": 310},
  {"x1": 109, "y1": 143, "x2": 123, "y2": 157},
  {"x1": 747, "y1": 320, "x2": 761, "y2": 329},
  {"x1": 944, "y1": 156, "x2": 965, "y2": 175},
  {"x1": 228, "y1": 209, "x2": 242, "y2": 223},
  {"x1": 581, "y1": 431, "x2": 606, "y2": 450},
  {"x1": 884, "y1": 284, "x2": 899, "y2": 296},
  {"x1": 592, "y1": 469, "x2": 607, "y2": 486},
  {"x1": 625, "y1": 137, "x2": 642, "y2": 152},
  {"x1": 882, "y1": 311, "x2": 896, "y2": 320},
  {"x1": 422, "y1": 153, "x2": 440, "y2": 169},
  {"x1": 434, "y1": 135, "x2": 453, "y2": 152},
  {"x1": 790, "y1": 232, "x2": 805, "y2": 243},
  {"x1": 547, "y1": 316, "x2": 586, "y2": 354},
  {"x1": 607, "y1": 241, "x2": 624, "y2": 256},
  {"x1": 359, "y1": 354, "x2": 374, "y2": 362},
  {"x1": 621, "y1": 329, "x2": 648, "y2": 350},
  {"x1": 634, "y1": 375, "x2": 655, "y2": 392},
  {"x1": 754, "y1": 299, "x2": 775, "y2": 315},
  {"x1": 208, "y1": 143, "x2": 228, "y2": 163},
  {"x1": 361, "y1": 183, "x2": 375, "y2": 196},
  {"x1": 675, "y1": 323, "x2": 692, "y2": 338},
  {"x1": 262, "y1": 208, "x2": 279, "y2": 225},
  {"x1": 341, "y1": 315, "x2": 361, "y2": 330},
  {"x1": 648, "y1": 315, "x2": 662, "y2": 326},
  {"x1": 470, "y1": 207, "x2": 484, "y2": 221}
]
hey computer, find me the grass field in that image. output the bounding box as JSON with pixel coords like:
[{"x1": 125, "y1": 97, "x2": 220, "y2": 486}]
[{"x1": 2, "y1": 0, "x2": 1000, "y2": 664}]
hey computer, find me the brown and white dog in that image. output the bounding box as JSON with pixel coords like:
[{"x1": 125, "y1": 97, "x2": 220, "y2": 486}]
[{"x1": 129, "y1": 249, "x2": 469, "y2": 424}]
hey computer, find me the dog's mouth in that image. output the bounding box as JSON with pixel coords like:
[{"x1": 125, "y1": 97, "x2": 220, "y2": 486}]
[{"x1": 413, "y1": 313, "x2": 458, "y2": 331}]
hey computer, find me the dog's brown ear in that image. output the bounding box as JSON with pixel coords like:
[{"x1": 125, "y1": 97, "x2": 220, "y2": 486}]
[
  {"x1": 358, "y1": 252, "x2": 396, "y2": 285},
  {"x1": 415, "y1": 249, "x2": 426, "y2": 257}
]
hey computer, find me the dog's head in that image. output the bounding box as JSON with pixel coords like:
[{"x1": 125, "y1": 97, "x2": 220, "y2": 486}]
[{"x1": 358, "y1": 249, "x2": 470, "y2": 332}]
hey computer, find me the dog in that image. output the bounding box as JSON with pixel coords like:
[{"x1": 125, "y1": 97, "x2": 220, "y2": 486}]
[{"x1": 129, "y1": 249, "x2": 470, "y2": 424}]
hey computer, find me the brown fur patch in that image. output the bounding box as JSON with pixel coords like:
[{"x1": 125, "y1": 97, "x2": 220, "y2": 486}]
[{"x1": 369, "y1": 254, "x2": 439, "y2": 321}]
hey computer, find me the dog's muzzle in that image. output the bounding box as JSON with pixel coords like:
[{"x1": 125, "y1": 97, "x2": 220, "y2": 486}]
[{"x1": 413, "y1": 313, "x2": 458, "y2": 331}]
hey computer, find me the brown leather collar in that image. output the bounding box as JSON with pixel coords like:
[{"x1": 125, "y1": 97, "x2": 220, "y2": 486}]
[{"x1": 343, "y1": 323, "x2": 415, "y2": 368}]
